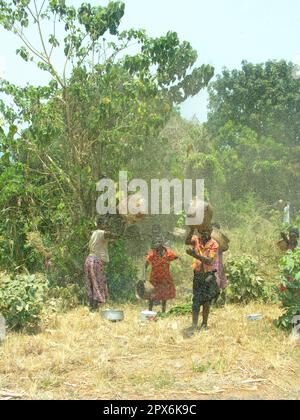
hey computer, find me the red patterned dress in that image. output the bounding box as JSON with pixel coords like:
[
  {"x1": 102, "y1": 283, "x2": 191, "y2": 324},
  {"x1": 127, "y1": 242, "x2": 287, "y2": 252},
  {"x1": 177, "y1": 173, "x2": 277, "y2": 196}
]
[{"x1": 146, "y1": 248, "x2": 177, "y2": 301}]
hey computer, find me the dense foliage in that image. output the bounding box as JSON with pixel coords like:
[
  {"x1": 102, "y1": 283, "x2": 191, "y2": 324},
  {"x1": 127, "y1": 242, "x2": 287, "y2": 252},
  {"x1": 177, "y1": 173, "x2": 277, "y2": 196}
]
[
  {"x1": 105, "y1": 240, "x2": 138, "y2": 302},
  {"x1": 207, "y1": 60, "x2": 300, "y2": 207},
  {"x1": 275, "y1": 249, "x2": 300, "y2": 330},
  {"x1": 225, "y1": 256, "x2": 270, "y2": 304},
  {"x1": 0, "y1": 1, "x2": 214, "y2": 282},
  {"x1": 0, "y1": 273, "x2": 49, "y2": 330}
]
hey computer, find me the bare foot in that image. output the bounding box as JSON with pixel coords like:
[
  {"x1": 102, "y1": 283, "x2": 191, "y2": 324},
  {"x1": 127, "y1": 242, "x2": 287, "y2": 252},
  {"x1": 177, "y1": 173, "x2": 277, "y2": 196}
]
[
  {"x1": 182, "y1": 326, "x2": 197, "y2": 339},
  {"x1": 198, "y1": 324, "x2": 209, "y2": 331}
]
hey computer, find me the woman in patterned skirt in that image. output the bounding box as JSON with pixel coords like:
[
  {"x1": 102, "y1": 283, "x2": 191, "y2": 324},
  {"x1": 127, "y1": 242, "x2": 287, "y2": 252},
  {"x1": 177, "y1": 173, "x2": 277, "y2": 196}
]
[{"x1": 84, "y1": 220, "x2": 117, "y2": 311}]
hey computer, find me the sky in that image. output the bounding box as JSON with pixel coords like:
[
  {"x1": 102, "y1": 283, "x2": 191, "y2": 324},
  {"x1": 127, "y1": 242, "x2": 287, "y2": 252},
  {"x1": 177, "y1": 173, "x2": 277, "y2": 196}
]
[{"x1": 0, "y1": 0, "x2": 300, "y2": 121}]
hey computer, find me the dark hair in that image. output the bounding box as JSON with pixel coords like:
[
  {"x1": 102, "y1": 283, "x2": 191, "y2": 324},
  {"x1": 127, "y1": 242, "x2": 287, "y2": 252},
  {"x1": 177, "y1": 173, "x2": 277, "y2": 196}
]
[{"x1": 96, "y1": 216, "x2": 108, "y2": 230}]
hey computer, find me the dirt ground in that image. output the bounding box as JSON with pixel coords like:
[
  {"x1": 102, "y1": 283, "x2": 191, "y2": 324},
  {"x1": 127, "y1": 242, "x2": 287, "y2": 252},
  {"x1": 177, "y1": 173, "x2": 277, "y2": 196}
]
[{"x1": 0, "y1": 302, "x2": 299, "y2": 400}]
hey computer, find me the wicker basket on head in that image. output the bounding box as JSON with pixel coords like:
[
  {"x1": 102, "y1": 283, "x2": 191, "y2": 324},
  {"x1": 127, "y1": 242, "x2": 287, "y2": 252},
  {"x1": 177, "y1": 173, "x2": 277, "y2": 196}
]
[
  {"x1": 211, "y1": 228, "x2": 230, "y2": 252},
  {"x1": 118, "y1": 195, "x2": 146, "y2": 225},
  {"x1": 185, "y1": 198, "x2": 213, "y2": 230}
]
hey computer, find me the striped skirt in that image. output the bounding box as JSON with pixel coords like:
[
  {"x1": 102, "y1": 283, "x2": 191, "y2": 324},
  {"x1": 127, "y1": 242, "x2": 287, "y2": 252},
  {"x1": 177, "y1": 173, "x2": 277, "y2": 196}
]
[{"x1": 84, "y1": 256, "x2": 108, "y2": 303}]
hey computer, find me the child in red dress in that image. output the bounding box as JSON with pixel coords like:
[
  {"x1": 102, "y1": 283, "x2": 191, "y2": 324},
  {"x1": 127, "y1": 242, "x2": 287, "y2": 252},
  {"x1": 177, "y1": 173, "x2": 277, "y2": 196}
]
[{"x1": 145, "y1": 238, "x2": 178, "y2": 313}]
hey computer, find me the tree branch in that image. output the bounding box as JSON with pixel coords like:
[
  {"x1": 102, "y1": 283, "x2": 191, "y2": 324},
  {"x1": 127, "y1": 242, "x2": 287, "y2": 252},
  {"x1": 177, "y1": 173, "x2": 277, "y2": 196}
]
[
  {"x1": 27, "y1": 1, "x2": 65, "y2": 89},
  {"x1": 39, "y1": 0, "x2": 47, "y2": 17},
  {"x1": 13, "y1": 24, "x2": 48, "y2": 64},
  {"x1": 49, "y1": 13, "x2": 57, "y2": 60}
]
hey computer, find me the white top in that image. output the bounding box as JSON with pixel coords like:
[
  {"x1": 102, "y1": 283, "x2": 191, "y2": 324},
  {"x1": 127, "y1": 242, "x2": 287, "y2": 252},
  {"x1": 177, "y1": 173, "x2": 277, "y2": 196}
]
[
  {"x1": 89, "y1": 230, "x2": 109, "y2": 262},
  {"x1": 283, "y1": 204, "x2": 290, "y2": 224}
]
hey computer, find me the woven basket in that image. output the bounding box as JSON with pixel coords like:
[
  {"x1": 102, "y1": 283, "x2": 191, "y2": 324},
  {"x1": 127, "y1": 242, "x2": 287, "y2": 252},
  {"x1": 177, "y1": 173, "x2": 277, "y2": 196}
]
[
  {"x1": 135, "y1": 280, "x2": 155, "y2": 300},
  {"x1": 212, "y1": 229, "x2": 230, "y2": 252},
  {"x1": 118, "y1": 195, "x2": 146, "y2": 225},
  {"x1": 186, "y1": 199, "x2": 213, "y2": 229}
]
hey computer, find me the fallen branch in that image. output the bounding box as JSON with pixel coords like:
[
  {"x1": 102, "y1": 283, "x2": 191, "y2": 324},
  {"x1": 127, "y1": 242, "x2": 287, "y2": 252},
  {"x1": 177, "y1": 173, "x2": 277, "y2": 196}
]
[
  {"x1": 0, "y1": 390, "x2": 23, "y2": 398},
  {"x1": 176, "y1": 388, "x2": 225, "y2": 395},
  {"x1": 195, "y1": 388, "x2": 225, "y2": 395},
  {"x1": 241, "y1": 379, "x2": 268, "y2": 384},
  {"x1": 108, "y1": 354, "x2": 140, "y2": 361},
  {"x1": 64, "y1": 382, "x2": 77, "y2": 388}
]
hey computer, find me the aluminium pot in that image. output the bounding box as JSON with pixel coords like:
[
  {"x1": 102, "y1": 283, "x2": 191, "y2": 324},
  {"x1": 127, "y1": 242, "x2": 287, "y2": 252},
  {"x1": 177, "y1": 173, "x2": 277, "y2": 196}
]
[{"x1": 101, "y1": 309, "x2": 124, "y2": 322}]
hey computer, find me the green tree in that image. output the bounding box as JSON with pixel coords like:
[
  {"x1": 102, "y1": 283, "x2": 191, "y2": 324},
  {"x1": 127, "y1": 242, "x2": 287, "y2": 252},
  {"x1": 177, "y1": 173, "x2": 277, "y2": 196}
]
[
  {"x1": 208, "y1": 60, "x2": 300, "y2": 145},
  {"x1": 213, "y1": 121, "x2": 290, "y2": 204},
  {"x1": 207, "y1": 60, "x2": 300, "y2": 209},
  {"x1": 0, "y1": 1, "x2": 214, "y2": 280}
]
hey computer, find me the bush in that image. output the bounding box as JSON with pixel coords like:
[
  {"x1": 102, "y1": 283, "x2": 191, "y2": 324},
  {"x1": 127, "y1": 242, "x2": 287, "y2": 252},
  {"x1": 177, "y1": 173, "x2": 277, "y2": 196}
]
[
  {"x1": 47, "y1": 284, "x2": 86, "y2": 312},
  {"x1": 275, "y1": 249, "x2": 300, "y2": 331},
  {"x1": 225, "y1": 255, "x2": 270, "y2": 303},
  {"x1": 0, "y1": 273, "x2": 49, "y2": 330},
  {"x1": 105, "y1": 240, "x2": 138, "y2": 302}
]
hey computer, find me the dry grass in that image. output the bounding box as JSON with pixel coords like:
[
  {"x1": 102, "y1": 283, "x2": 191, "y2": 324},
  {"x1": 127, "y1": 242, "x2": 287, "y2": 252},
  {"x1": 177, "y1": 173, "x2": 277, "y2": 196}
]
[{"x1": 0, "y1": 301, "x2": 299, "y2": 400}]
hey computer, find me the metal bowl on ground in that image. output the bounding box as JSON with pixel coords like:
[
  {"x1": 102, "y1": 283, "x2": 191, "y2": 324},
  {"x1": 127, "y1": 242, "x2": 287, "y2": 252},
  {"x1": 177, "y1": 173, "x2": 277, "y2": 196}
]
[
  {"x1": 246, "y1": 314, "x2": 263, "y2": 321},
  {"x1": 101, "y1": 309, "x2": 124, "y2": 322}
]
